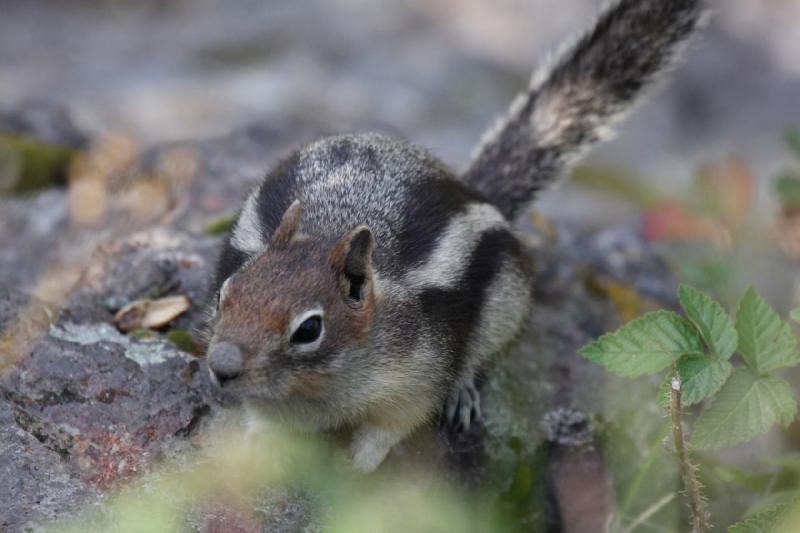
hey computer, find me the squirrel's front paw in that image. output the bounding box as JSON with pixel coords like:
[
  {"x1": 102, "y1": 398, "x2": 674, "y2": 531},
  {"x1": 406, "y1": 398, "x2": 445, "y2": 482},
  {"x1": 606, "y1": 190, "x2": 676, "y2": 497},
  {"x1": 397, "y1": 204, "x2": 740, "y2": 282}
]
[
  {"x1": 349, "y1": 426, "x2": 407, "y2": 473},
  {"x1": 444, "y1": 378, "x2": 481, "y2": 432}
]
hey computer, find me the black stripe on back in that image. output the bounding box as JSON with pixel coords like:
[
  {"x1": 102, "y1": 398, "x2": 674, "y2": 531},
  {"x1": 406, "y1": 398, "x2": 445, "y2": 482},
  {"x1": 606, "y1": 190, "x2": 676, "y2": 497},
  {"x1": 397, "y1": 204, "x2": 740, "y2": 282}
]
[
  {"x1": 214, "y1": 151, "x2": 301, "y2": 295},
  {"x1": 396, "y1": 177, "x2": 487, "y2": 272},
  {"x1": 417, "y1": 228, "x2": 521, "y2": 375},
  {"x1": 256, "y1": 151, "x2": 302, "y2": 243},
  {"x1": 213, "y1": 238, "x2": 249, "y2": 294}
]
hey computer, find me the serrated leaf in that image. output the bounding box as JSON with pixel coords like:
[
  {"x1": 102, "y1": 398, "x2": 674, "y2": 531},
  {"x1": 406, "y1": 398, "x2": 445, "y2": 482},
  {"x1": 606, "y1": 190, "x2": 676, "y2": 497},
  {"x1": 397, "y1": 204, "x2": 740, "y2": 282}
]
[
  {"x1": 791, "y1": 308, "x2": 800, "y2": 324},
  {"x1": 679, "y1": 285, "x2": 737, "y2": 359},
  {"x1": 745, "y1": 491, "x2": 800, "y2": 519},
  {"x1": 736, "y1": 287, "x2": 800, "y2": 373},
  {"x1": 658, "y1": 354, "x2": 733, "y2": 407},
  {"x1": 692, "y1": 368, "x2": 797, "y2": 450},
  {"x1": 578, "y1": 310, "x2": 702, "y2": 378},
  {"x1": 729, "y1": 501, "x2": 793, "y2": 533}
]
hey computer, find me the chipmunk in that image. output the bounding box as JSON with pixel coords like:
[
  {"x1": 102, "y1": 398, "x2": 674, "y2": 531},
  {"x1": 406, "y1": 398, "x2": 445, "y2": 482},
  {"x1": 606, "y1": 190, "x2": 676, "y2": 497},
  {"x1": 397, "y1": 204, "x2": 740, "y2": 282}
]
[{"x1": 205, "y1": 0, "x2": 708, "y2": 472}]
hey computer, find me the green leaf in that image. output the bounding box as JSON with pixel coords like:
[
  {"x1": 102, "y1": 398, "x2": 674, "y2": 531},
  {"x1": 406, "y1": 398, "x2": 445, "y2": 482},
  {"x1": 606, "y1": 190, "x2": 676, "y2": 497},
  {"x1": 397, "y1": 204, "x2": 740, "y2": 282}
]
[
  {"x1": 745, "y1": 491, "x2": 800, "y2": 520},
  {"x1": 578, "y1": 311, "x2": 702, "y2": 378},
  {"x1": 791, "y1": 308, "x2": 800, "y2": 324},
  {"x1": 658, "y1": 354, "x2": 733, "y2": 407},
  {"x1": 679, "y1": 285, "x2": 737, "y2": 359},
  {"x1": 730, "y1": 515, "x2": 781, "y2": 533},
  {"x1": 736, "y1": 287, "x2": 800, "y2": 373},
  {"x1": 692, "y1": 368, "x2": 797, "y2": 450},
  {"x1": 729, "y1": 502, "x2": 792, "y2": 533}
]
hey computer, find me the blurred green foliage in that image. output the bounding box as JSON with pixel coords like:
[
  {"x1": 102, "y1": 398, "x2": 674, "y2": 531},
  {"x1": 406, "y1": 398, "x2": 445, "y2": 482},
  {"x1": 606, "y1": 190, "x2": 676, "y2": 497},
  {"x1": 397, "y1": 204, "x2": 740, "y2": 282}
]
[
  {"x1": 0, "y1": 132, "x2": 75, "y2": 193},
  {"x1": 47, "y1": 426, "x2": 507, "y2": 533},
  {"x1": 204, "y1": 214, "x2": 237, "y2": 236}
]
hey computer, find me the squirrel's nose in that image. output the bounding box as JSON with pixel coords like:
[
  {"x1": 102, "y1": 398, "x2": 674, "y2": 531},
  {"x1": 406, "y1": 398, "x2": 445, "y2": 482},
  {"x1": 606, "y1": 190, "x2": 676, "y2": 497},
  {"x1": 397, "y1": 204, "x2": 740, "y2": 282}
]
[{"x1": 207, "y1": 341, "x2": 243, "y2": 386}]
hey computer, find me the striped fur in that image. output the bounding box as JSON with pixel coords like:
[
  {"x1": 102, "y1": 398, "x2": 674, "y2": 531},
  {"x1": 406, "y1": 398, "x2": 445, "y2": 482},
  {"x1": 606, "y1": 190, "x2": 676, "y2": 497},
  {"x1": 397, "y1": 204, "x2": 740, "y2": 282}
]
[
  {"x1": 211, "y1": 135, "x2": 530, "y2": 470},
  {"x1": 209, "y1": 0, "x2": 708, "y2": 471},
  {"x1": 464, "y1": 0, "x2": 709, "y2": 220}
]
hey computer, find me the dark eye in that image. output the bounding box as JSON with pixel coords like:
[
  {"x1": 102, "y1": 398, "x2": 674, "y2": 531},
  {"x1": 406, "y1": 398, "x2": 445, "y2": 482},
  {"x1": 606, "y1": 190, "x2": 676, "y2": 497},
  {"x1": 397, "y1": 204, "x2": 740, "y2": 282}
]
[{"x1": 290, "y1": 315, "x2": 322, "y2": 345}]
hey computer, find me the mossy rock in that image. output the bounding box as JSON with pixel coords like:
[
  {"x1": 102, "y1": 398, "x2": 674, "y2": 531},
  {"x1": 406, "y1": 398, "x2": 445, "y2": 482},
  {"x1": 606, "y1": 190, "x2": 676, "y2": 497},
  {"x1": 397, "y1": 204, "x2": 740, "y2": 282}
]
[{"x1": 0, "y1": 132, "x2": 76, "y2": 194}]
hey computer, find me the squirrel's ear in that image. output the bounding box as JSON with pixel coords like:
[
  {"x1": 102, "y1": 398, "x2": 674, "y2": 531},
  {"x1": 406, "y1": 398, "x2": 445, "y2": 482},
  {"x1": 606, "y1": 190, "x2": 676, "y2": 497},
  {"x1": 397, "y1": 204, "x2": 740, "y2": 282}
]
[
  {"x1": 270, "y1": 200, "x2": 302, "y2": 247},
  {"x1": 330, "y1": 226, "x2": 374, "y2": 305}
]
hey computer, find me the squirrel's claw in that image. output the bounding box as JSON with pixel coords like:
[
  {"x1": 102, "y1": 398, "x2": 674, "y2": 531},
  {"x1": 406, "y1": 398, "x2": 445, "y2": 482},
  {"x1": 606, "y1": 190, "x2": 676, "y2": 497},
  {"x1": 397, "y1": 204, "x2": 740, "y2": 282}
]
[{"x1": 444, "y1": 379, "x2": 481, "y2": 432}]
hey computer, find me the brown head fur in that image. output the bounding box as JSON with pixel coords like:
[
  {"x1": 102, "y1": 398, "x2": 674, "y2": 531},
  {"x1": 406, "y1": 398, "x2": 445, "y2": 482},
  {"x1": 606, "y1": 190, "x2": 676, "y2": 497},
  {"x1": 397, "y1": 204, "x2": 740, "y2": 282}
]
[{"x1": 208, "y1": 202, "x2": 377, "y2": 402}]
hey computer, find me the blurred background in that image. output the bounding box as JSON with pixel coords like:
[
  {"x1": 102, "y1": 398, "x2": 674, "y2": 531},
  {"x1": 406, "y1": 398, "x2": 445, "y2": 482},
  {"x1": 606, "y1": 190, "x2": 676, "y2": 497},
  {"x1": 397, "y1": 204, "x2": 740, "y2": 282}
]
[
  {"x1": 1, "y1": 0, "x2": 799, "y2": 176},
  {"x1": 2, "y1": 2, "x2": 800, "y2": 531},
  {"x1": 3, "y1": 0, "x2": 800, "y2": 308},
  {"x1": 2, "y1": 0, "x2": 799, "y2": 168}
]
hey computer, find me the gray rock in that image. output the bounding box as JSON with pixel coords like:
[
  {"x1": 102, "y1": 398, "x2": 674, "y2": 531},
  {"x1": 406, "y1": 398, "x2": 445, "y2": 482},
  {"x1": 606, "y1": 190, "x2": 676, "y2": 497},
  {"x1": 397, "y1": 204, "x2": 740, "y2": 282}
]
[
  {"x1": 63, "y1": 227, "x2": 219, "y2": 332},
  {"x1": 0, "y1": 101, "x2": 88, "y2": 149},
  {"x1": 0, "y1": 190, "x2": 70, "y2": 291},
  {"x1": 0, "y1": 119, "x2": 681, "y2": 532},
  {"x1": 0, "y1": 400, "x2": 101, "y2": 531},
  {"x1": 0, "y1": 286, "x2": 216, "y2": 531}
]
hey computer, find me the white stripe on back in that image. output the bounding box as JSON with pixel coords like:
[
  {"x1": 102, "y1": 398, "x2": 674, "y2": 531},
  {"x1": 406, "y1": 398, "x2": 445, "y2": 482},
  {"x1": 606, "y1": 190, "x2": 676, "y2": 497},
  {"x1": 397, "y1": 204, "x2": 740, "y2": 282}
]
[
  {"x1": 403, "y1": 203, "x2": 507, "y2": 289},
  {"x1": 231, "y1": 187, "x2": 267, "y2": 255}
]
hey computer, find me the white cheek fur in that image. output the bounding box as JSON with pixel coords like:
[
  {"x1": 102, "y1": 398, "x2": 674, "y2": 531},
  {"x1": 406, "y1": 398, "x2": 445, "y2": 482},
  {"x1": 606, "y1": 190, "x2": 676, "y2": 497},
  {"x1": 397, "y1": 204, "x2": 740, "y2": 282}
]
[{"x1": 288, "y1": 306, "x2": 325, "y2": 353}]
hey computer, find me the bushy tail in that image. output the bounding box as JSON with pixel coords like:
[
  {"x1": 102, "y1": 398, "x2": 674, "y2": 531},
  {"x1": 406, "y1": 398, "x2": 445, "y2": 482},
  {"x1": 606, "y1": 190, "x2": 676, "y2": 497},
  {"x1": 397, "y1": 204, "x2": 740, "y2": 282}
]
[{"x1": 463, "y1": 0, "x2": 709, "y2": 220}]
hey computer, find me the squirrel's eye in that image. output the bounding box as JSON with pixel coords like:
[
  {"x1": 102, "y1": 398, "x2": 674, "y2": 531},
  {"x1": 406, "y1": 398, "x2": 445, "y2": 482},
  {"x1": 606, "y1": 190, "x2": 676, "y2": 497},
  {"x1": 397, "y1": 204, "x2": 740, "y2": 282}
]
[{"x1": 290, "y1": 315, "x2": 322, "y2": 345}]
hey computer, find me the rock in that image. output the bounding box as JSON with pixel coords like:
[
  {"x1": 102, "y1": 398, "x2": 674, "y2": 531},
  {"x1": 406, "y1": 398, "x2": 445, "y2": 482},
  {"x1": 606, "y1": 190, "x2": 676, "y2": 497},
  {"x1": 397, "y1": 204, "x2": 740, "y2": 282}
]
[
  {"x1": 65, "y1": 227, "x2": 218, "y2": 332},
  {"x1": 0, "y1": 189, "x2": 71, "y2": 292},
  {"x1": 0, "y1": 101, "x2": 88, "y2": 149},
  {"x1": 0, "y1": 118, "x2": 683, "y2": 532},
  {"x1": 0, "y1": 285, "x2": 216, "y2": 531},
  {"x1": 0, "y1": 400, "x2": 101, "y2": 531}
]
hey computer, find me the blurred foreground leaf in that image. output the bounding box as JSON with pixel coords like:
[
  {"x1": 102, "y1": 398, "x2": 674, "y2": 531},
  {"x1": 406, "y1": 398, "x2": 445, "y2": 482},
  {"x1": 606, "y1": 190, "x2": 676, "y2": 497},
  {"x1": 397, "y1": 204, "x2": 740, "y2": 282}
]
[{"x1": 48, "y1": 425, "x2": 506, "y2": 533}]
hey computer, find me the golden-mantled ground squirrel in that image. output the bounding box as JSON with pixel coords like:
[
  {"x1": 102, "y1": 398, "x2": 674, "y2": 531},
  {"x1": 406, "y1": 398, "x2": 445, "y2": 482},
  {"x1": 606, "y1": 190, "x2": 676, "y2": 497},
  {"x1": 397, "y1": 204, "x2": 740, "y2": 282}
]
[{"x1": 206, "y1": 0, "x2": 708, "y2": 472}]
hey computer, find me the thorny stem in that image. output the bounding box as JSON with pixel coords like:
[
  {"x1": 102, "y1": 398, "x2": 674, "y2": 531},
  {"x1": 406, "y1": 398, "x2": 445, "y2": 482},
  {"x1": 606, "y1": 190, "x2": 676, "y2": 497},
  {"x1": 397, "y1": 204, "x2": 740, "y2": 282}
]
[{"x1": 670, "y1": 369, "x2": 710, "y2": 533}]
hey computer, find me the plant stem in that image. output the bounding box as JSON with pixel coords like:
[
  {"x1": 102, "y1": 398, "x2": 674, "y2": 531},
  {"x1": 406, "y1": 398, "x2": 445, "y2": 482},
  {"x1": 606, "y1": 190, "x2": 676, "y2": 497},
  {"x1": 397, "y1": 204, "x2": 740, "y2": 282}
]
[
  {"x1": 620, "y1": 493, "x2": 676, "y2": 533},
  {"x1": 670, "y1": 370, "x2": 710, "y2": 533}
]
